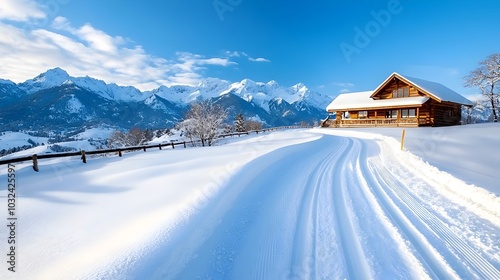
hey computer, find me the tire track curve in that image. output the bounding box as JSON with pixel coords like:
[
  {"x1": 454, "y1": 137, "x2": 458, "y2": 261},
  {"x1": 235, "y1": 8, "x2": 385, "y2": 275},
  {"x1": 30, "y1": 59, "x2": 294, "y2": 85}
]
[
  {"x1": 362, "y1": 138, "x2": 500, "y2": 279},
  {"x1": 330, "y1": 138, "x2": 373, "y2": 279}
]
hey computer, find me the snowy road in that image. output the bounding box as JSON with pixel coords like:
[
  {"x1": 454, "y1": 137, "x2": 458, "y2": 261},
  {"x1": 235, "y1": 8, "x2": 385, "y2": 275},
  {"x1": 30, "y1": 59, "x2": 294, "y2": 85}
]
[
  {"x1": 129, "y1": 131, "x2": 500, "y2": 279},
  {"x1": 1, "y1": 129, "x2": 499, "y2": 279}
]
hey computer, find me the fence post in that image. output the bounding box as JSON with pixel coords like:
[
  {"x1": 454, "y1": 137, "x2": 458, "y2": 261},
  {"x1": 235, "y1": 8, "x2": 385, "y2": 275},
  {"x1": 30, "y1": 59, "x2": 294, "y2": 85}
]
[
  {"x1": 401, "y1": 129, "x2": 406, "y2": 150},
  {"x1": 81, "y1": 150, "x2": 86, "y2": 164},
  {"x1": 32, "y1": 154, "x2": 39, "y2": 172}
]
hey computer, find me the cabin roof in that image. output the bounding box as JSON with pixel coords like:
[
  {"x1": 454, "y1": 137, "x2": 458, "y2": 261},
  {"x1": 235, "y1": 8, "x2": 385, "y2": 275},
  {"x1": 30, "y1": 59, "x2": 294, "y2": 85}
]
[
  {"x1": 326, "y1": 91, "x2": 429, "y2": 111},
  {"x1": 371, "y1": 72, "x2": 473, "y2": 106},
  {"x1": 326, "y1": 73, "x2": 473, "y2": 112}
]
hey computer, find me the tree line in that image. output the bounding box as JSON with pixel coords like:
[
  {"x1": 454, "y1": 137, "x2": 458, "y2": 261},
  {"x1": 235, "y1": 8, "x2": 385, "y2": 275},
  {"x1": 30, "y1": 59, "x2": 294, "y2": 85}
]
[{"x1": 109, "y1": 99, "x2": 267, "y2": 148}]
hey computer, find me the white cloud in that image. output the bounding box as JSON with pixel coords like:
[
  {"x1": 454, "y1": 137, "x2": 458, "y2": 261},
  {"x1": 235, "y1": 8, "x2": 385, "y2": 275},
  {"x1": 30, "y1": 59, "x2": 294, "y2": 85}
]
[
  {"x1": 0, "y1": 17, "x2": 238, "y2": 90},
  {"x1": 200, "y1": 57, "x2": 236, "y2": 66},
  {"x1": 52, "y1": 17, "x2": 123, "y2": 53},
  {"x1": 0, "y1": 0, "x2": 46, "y2": 22},
  {"x1": 249, "y1": 57, "x2": 271, "y2": 63},
  {"x1": 224, "y1": 50, "x2": 240, "y2": 57},
  {"x1": 333, "y1": 82, "x2": 355, "y2": 87},
  {"x1": 224, "y1": 51, "x2": 271, "y2": 63},
  {"x1": 51, "y1": 16, "x2": 71, "y2": 30}
]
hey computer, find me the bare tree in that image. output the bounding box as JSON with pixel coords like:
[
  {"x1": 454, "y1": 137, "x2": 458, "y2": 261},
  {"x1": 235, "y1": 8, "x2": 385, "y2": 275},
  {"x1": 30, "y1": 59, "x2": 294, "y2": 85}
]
[
  {"x1": 108, "y1": 127, "x2": 154, "y2": 147},
  {"x1": 108, "y1": 130, "x2": 128, "y2": 147},
  {"x1": 464, "y1": 53, "x2": 500, "y2": 122},
  {"x1": 178, "y1": 99, "x2": 228, "y2": 146},
  {"x1": 244, "y1": 120, "x2": 263, "y2": 131}
]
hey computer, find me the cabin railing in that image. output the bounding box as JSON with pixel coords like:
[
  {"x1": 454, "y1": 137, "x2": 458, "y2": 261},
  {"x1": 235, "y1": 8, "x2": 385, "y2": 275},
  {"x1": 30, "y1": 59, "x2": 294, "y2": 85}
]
[{"x1": 323, "y1": 117, "x2": 419, "y2": 127}]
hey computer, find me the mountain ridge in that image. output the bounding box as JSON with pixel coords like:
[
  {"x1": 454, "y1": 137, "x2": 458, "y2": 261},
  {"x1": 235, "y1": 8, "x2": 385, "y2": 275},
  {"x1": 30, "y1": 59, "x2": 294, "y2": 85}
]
[{"x1": 0, "y1": 68, "x2": 333, "y2": 134}]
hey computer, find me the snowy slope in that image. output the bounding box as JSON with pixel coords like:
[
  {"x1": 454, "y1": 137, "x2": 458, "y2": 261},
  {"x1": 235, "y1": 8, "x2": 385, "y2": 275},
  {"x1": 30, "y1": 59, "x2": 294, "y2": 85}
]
[
  {"x1": 0, "y1": 132, "x2": 49, "y2": 150},
  {"x1": 345, "y1": 123, "x2": 500, "y2": 195},
  {"x1": 0, "y1": 125, "x2": 499, "y2": 279},
  {"x1": 74, "y1": 127, "x2": 116, "y2": 140}
]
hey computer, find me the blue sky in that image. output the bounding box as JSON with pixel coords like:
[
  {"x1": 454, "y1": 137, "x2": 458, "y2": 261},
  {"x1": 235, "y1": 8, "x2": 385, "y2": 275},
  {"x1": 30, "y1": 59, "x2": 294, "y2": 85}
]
[{"x1": 0, "y1": 0, "x2": 499, "y2": 97}]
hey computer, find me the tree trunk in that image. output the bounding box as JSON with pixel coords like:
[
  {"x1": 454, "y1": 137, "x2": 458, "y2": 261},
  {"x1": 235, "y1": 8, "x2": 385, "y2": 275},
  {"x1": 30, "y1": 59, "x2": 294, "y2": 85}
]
[{"x1": 490, "y1": 84, "x2": 498, "y2": 121}]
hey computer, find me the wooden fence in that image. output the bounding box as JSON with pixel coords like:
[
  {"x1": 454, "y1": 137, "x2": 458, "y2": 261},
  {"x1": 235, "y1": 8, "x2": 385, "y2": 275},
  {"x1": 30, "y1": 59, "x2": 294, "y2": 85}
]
[{"x1": 0, "y1": 126, "x2": 307, "y2": 172}]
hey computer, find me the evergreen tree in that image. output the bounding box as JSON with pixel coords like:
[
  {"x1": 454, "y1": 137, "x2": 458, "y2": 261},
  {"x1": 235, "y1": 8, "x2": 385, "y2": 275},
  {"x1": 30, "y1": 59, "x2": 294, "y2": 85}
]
[{"x1": 235, "y1": 113, "x2": 245, "y2": 132}]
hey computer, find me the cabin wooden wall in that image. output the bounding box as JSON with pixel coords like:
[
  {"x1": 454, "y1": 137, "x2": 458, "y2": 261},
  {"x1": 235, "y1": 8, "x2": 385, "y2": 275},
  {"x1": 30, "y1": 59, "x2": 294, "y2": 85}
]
[
  {"x1": 418, "y1": 103, "x2": 432, "y2": 125},
  {"x1": 431, "y1": 101, "x2": 462, "y2": 126},
  {"x1": 375, "y1": 79, "x2": 425, "y2": 100},
  {"x1": 409, "y1": 86, "x2": 421, "y2": 97},
  {"x1": 417, "y1": 101, "x2": 461, "y2": 126}
]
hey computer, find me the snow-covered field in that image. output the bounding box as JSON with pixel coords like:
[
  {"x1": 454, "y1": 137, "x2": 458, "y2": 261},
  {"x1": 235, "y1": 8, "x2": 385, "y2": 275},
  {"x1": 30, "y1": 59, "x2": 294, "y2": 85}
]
[
  {"x1": 0, "y1": 125, "x2": 499, "y2": 279},
  {"x1": 347, "y1": 123, "x2": 500, "y2": 195},
  {"x1": 0, "y1": 132, "x2": 48, "y2": 150}
]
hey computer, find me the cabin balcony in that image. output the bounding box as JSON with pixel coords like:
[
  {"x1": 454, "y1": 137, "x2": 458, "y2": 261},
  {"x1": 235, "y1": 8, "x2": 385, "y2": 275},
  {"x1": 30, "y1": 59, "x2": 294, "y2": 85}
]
[{"x1": 323, "y1": 117, "x2": 420, "y2": 128}]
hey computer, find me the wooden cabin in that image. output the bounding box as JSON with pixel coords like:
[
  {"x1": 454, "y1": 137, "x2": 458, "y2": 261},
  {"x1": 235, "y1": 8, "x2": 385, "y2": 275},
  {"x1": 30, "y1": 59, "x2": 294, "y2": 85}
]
[{"x1": 322, "y1": 73, "x2": 473, "y2": 128}]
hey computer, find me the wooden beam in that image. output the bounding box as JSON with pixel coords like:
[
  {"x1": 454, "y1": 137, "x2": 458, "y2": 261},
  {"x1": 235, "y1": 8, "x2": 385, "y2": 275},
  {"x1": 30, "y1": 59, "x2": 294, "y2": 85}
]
[
  {"x1": 32, "y1": 154, "x2": 39, "y2": 172},
  {"x1": 81, "y1": 150, "x2": 86, "y2": 164}
]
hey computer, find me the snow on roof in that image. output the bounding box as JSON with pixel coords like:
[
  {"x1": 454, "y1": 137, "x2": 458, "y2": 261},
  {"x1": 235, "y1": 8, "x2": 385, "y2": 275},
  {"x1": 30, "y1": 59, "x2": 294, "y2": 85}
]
[
  {"x1": 372, "y1": 72, "x2": 473, "y2": 106},
  {"x1": 400, "y1": 74, "x2": 473, "y2": 106},
  {"x1": 326, "y1": 91, "x2": 429, "y2": 111}
]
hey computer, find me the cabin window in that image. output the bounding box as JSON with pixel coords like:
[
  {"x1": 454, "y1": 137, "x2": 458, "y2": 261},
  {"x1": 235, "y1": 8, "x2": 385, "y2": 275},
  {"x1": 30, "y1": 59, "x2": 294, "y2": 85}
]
[
  {"x1": 401, "y1": 108, "x2": 416, "y2": 118},
  {"x1": 385, "y1": 110, "x2": 397, "y2": 118},
  {"x1": 358, "y1": 111, "x2": 368, "y2": 119},
  {"x1": 392, "y1": 87, "x2": 409, "y2": 98}
]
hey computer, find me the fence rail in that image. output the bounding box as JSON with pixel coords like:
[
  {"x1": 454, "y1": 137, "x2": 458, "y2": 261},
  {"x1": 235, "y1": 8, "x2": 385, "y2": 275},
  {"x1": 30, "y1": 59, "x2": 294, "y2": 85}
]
[{"x1": 0, "y1": 126, "x2": 307, "y2": 171}]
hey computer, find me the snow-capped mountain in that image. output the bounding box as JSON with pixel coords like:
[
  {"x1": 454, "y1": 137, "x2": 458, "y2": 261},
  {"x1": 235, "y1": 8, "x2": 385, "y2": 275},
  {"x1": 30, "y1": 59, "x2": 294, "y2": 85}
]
[
  {"x1": 19, "y1": 68, "x2": 146, "y2": 102},
  {"x1": 1, "y1": 68, "x2": 334, "y2": 134}
]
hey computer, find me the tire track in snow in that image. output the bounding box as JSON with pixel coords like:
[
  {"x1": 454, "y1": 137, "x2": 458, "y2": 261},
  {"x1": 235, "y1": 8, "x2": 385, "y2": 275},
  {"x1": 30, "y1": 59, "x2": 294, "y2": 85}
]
[
  {"x1": 357, "y1": 140, "x2": 457, "y2": 279},
  {"x1": 127, "y1": 130, "x2": 498, "y2": 279},
  {"x1": 289, "y1": 136, "x2": 350, "y2": 279},
  {"x1": 330, "y1": 138, "x2": 373, "y2": 279},
  {"x1": 149, "y1": 136, "x2": 340, "y2": 279},
  {"x1": 363, "y1": 139, "x2": 500, "y2": 279}
]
